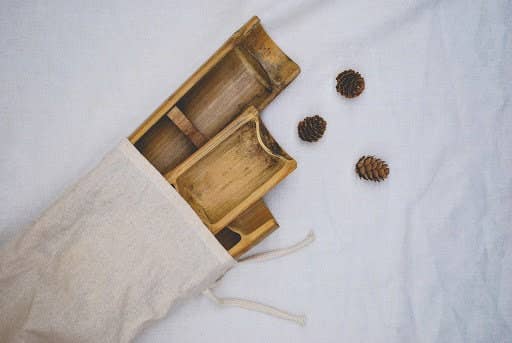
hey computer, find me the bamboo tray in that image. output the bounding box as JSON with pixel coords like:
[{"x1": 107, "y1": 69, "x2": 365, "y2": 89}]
[
  {"x1": 129, "y1": 16, "x2": 300, "y2": 257},
  {"x1": 166, "y1": 106, "x2": 296, "y2": 233}
]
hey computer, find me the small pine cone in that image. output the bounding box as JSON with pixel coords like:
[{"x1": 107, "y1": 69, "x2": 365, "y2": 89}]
[
  {"x1": 356, "y1": 155, "x2": 389, "y2": 182},
  {"x1": 336, "y1": 69, "x2": 365, "y2": 98},
  {"x1": 298, "y1": 115, "x2": 327, "y2": 142}
]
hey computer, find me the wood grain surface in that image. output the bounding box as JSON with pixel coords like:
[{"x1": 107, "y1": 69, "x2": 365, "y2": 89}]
[{"x1": 129, "y1": 16, "x2": 299, "y2": 256}]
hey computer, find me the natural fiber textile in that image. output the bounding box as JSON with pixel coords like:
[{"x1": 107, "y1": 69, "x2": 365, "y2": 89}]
[{"x1": 0, "y1": 139, "x2": 235, "y2": 342}]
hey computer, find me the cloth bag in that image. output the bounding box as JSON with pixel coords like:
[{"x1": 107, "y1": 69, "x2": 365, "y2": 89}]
[{"x1": 0, "y1": 140, "x2": 237, "y2": 342}]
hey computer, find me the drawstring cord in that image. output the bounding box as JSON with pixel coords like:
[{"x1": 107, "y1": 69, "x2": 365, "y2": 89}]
[
  {"x1": 203, "y1": 231, "x2": 315, "y2": 326},
  {"x1": 238, "y1": 231, "x2": 315, "y2": 264},
  {"x1": 203, "y1": 289, "x2": 307, "y2": 326}
]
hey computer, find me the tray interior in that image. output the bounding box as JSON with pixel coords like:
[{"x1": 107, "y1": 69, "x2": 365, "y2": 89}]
[
  {"x1": 218, "y1": 200, "x2": 277, "y2": 256},
  {"x1": 166, "y1": 107, "x2": 295, "y2": 232},
  {"x1": 178, "y1": 48, "x2": 272, "y2": 139},
  {"x1": 135, "y1": 47, "x2": 272, "y2": 174}
]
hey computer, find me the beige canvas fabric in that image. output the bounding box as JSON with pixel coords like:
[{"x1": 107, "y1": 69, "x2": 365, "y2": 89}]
[{"x1": 0, "y1": 139, "x2": 236, "y2": 343}]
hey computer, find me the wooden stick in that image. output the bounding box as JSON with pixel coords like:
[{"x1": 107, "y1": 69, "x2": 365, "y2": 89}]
[{"x1": 166, "y1": 107, "x2": 208, "y2": 147}]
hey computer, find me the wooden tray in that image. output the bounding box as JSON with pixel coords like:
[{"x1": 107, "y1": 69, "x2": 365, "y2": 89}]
[
  {"x1": 166, "y1": 106, "x2": 296, "y2": 233},
  {"x1": 128, "y1": 16, "x2": 299, "y2": 257}
]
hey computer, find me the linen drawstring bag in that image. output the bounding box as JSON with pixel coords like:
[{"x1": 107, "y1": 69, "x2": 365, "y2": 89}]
[{"x1": 0, "y1": 140, "x2": 312, "y2": 342}]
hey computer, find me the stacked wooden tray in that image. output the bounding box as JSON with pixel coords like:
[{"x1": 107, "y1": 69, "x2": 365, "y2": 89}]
[{"x1": 129, "y1": 16, "x2": 300, "y2": 257}]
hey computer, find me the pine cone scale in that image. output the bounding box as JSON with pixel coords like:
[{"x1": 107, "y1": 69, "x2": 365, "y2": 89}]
[
  {"x1": 356, "y1": 156, "x2": 389, "y2": 182},
  {"x1": 336, "y1": 69, "x2": 365, "y2": 98},
  {"x1": 298, "y1": 115, "x2": 327, "y2": 142}
]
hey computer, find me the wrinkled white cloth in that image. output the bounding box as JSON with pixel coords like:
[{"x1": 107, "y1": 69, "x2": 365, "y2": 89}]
[
  {"x1": 1, "y1": 1, "x2": 511, "y2": 342},
  {"x1": 0, "y1": 140, "x2": 235, "y2": 342}
]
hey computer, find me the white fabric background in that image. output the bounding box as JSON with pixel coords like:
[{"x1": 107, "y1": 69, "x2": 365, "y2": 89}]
[{"x1": 1, "y1": 1, "x2": 511, "y2": 342}]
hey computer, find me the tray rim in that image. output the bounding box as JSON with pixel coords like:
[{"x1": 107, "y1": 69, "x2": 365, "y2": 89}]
[{"x1": 165, "y1": 106, "x2": 296, "y2": 232}]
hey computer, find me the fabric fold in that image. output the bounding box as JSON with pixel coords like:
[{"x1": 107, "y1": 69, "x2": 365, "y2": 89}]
[{"x1": 0, "y1": 139, "x2": 236, "y2": 343}]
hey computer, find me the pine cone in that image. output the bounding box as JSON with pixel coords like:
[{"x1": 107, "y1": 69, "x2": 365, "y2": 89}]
[
  {"x1": 356, "y1": 155, "x2": 389, "y2": 182},
  {"x1": 298, "y1": 115, "x2": 327, "y2": 142},
  {"x1": 336, "y1": 69, "x2": 365, "y2": 98}
]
